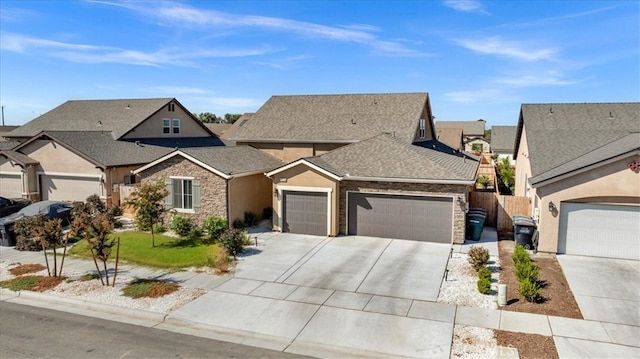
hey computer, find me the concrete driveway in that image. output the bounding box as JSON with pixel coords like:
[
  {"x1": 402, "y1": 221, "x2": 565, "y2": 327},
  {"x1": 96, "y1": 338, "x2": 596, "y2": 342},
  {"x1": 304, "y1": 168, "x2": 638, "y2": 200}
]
[
  {"x1": 557, "y1": 255, "x2": 640, "y2": 326},
  {"x1": 235, "y1": 233, "x2": 450, "y2": 301}
]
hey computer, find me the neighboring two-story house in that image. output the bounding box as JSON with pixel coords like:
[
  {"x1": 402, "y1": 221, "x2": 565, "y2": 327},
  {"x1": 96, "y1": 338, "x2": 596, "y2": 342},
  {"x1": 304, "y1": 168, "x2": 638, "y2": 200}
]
[
  {"x1": 436, "y1": 120, "x2": 489, "y2": 154},
  {"x1": 514, "y1": 103, "x2": 640, "y2": 260},
  {"x1": 0, "y1": 98, "x2": 222, "y2": 206},
  {"x1": 490, "y1": 125, "x2": 517, "y2": 165}
]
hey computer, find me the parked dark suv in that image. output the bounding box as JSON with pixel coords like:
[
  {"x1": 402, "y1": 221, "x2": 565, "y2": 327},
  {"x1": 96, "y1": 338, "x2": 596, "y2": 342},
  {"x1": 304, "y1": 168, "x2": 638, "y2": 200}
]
[
  {"x1": 0, "y1": 196, "x2": 32, "y2": 218},
  {"x1": 0, "y1": 200, "x2": 74, "y2": 247}
]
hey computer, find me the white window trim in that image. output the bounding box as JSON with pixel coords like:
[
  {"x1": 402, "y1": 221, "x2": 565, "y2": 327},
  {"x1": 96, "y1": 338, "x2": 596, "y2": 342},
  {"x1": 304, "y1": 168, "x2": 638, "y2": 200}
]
[
  {"x1": 170, "y1": 176, "x2": 195, "y2": 213},
  {"x1": 172, "y1": 119, "x2": 181, "y2": 134},
  {"x1": 275, "y1": 185, "x2": 332, "y2": 236}
]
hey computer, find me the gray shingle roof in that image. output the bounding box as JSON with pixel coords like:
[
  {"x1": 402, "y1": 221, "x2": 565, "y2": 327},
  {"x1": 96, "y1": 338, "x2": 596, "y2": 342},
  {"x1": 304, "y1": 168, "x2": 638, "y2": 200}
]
[
  {"x1": 231, "y1": 93, "x2": 429, "y2": 143},
  {"x1": 6, "y1": 98, "x2": 176, "y2": 140},
  {"x1": 0, "y1": 140, "x2": 19, "y2": 151},
  {"x1": 17, "y1": 131, "x2": 173, "y2": 168},
  {"x1": 436, "y1": 128, "x2": 463, "y2": 150},
  {"x1": 304, "y1": 134, "x2": 479, "y2": 182},
  {"x1": 490, "y1": 126, "x2": 517, "y2": 153},
  {"x1": 517, "y1": 103, "x2": 640, "y2": 183},
  {"x1": 0, "y1": 150, "x2": 39, "y2": 165},
  {"x1": 177, "y1": 146, "x2": 284, "y2": 176},
  {"x1": 435, "y1": 121, "x2": 485, "y2": 136}
]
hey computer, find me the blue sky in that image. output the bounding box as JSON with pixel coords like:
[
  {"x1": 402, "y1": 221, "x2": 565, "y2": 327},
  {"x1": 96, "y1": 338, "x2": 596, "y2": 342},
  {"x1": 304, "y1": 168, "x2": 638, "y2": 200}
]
[{"x1": 1, "y1": 0, "x2": 638, "y2": 128}]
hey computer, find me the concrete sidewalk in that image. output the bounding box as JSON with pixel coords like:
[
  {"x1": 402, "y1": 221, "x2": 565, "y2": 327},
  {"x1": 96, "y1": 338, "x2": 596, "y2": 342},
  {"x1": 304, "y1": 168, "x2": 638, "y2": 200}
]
[{"x1": 1, "y1": 229, "x2": 639, "y2": 358}]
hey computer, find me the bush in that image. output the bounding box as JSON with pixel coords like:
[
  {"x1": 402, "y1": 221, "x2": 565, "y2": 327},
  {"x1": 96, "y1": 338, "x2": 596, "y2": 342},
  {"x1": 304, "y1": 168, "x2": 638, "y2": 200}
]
[
  {"x1": 14, "y1": 215, "x2": 47, "y2": 251},
  {"x1": 232, "y1": 218, "x2": 246, "y2": 229},
  {"x1": 512, "y1": 245, "x2": 530, "y2": 265},
  {"x1": 244, "y1": 211, "x2": 258, "y2": 227},
  {"x1": 218, "y1": 228, "x2": 246, "y2": 258},
  {"x1": 515, "y1": 260, "x2": 540, "y2": 283},
  {"x1": 202, "y1": 215, "x2": 228, "y2": 243},
  {"x1": 170, "y1": 215, "x2": 194, "y2": 237},
  {"x1": 467, "y1": 246, "x2": 490, "y2": 271},
  {"x1": 478, "y1": 266, "x2": 492, "y2": 281},
  {"x1": 477, "y1": 277, "x2": 491, "y2": 294},
  {"x1": 205, "y1": 247, "x2": 232, "y2": 274},
  {"x1": 518, "y1": 278, "x2": 543, "y2": 302},
  {"x1": 152, "y1": 223, "x2": 166, "y2": 233},
  {"x1": 187, "y1": 227, "x2": 203, "y2": 242},
  {"x1": 262, "y1": 207, "x2": 272, "y2": 220}
]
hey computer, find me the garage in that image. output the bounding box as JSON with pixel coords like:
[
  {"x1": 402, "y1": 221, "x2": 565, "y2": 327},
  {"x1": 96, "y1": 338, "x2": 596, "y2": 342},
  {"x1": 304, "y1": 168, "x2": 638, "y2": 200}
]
[
  {"x1": 40, "y1": 174, "x2": 102, "y2": 202},
  {"x1": 558, "y1": 203, "x2": 640, "y2": 260},
  {"x1": 282, "y1": 191, "x2": 328, "y2": 236},
  {"x1": 0, "y1": 173, "x2": 23, "y2": 198},
  {"x1": 347, "y1": 192, "x2": 453, "y2": 243}
]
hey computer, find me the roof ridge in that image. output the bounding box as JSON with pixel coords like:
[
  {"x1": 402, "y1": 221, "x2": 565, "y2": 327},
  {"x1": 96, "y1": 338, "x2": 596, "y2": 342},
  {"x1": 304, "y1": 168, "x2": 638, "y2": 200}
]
[{"x1": 270, "y1": 92, "x2": 428, "y2": 98}]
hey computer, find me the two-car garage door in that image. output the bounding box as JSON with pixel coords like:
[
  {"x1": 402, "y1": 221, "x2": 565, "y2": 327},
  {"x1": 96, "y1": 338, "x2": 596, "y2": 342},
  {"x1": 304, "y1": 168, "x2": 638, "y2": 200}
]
[
  {"x1": 559, "y1": 203, "x2": 640, "y2": 260},
  {"x1": 348, "y1": 193, "x2": 453, "y2": 243}
]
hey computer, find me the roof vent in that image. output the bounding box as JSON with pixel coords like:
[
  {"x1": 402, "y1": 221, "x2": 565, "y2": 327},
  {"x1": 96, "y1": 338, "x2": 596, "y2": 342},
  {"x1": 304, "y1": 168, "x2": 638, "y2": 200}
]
[
  {"x1": 548, "y1": 106, "x2": 553, "y2": 114},
  {"x1": 608, "y1": 111, "x2": 614, "y2": 119},
  {"x1": 126, "y1": 104, "x2": 130, "y2": 110},
  {"x1": 134, "y1": 141, "x2": 141, "y2": 147},
  {"x1": 351, "y1": 118, "x2": 356, "y2": 125}
]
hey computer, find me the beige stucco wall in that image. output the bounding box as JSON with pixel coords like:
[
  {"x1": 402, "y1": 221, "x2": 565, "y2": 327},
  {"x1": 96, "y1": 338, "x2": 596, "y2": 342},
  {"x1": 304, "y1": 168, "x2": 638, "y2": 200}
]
[
  {"x1": 514, "y1": 126, "x2": 535, "y2": 201},
  {"x1": 228, "y1": 174, "x2": 273, "y2": 225},
  {"x1": 465, "y1": 138, "x2": 491, "y2": 153},
  {"x1": 0, "y1": 157, "x2": 25, "y2": 197},
  {"x1": 138, "y1": 156, "x2": 227, "y2": 226},
  {"x1": 122, "y1": 103, "x2": 210, "y2": 139},
  {"x1": 270, "y1": 164, "x2": 339, "y2": 236},
  {"x1": 238, "y1": 142, "x2": 349, "y2": 162},
  {"x1": 533, "y1": 154, "x2": 640, "y2": 253},
  {"x1": 106, "y1": 165, "x2": 143, "y2": 207},
  {"x1": 340, "y1": 181, "x2": 468, "y2": 244}
]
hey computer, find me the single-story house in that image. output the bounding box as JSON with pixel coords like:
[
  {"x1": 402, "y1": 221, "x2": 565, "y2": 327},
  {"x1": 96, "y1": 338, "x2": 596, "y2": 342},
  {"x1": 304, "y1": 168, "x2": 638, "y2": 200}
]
[
  {"x1": 514, "y1": 103, "x2": 640, "y2": 260},
  {"x1": 266, "y1": 134, "x2": 479, "y2": 244},
  {"x1": 133, "y1": 146, "x2": 284, "y2": 225}
]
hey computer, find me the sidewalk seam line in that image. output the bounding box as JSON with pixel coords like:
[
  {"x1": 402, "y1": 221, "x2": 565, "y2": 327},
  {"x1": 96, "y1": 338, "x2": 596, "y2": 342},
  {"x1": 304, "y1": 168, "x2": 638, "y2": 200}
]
[{"x1": 354, "y1": 238, "x2": 393, "y2": 293}]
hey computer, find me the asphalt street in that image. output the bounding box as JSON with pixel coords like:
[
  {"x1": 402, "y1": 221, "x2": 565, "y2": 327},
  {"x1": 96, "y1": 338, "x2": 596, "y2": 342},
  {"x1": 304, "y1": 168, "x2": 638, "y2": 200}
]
[{"x1": 0, "y1": 301, "x2": 313, "y2": 359}]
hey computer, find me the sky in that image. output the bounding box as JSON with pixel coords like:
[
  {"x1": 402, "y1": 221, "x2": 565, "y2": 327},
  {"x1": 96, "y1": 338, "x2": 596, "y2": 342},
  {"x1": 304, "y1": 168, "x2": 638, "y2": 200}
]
[{"x1": 1, "y1": 0, "x2": 638, "y2": 128}]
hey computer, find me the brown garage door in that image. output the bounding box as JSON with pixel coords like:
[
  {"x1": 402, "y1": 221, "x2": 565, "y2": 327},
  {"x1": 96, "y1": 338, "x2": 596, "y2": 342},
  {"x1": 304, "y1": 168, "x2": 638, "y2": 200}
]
[
  {"x1": 348, "y1": 192, "x2": 453, "y2": 243},
  {"x1": 283, "y1": 191, "x2": 328, "y2": 236}
]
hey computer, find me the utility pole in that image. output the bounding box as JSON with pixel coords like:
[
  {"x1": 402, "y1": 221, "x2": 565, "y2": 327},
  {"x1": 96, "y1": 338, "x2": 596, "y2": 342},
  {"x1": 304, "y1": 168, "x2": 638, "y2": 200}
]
[{"x1": 1, "y1": 106, "x2": 4, "y2": 126}]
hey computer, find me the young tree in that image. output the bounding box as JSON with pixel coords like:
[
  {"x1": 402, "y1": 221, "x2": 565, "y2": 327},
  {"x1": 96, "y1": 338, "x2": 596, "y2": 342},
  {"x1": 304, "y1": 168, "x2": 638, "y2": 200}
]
[
  {"x1": 497, "y1": 157, "x2": 515, "y2": 194},
  {"x1": 84, "y1": 213, "x2": 118, "y2": 286},
  {"x1": 125, "y1": 180, "x2": 169, "y2": 247},
  {"x1": 36, "y1": 217, "x2": 66, "y2": 277}
]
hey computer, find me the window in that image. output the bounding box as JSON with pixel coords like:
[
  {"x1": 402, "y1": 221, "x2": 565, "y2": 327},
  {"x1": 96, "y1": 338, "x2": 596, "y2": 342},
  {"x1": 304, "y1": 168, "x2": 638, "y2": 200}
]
[
  {"x1": 172, "y1": 119, "x2": 180, "y2": 134},
  {"x1": 162, "y1": 118, "x2": 171, "y2": 134},
  {"x1": 165, "y1": 177, "x2": 200, "y2": 212},
  {"x1": 419, "y1": 118, "x2": 426, "y2": 138},
  {"x1": 472, "y1": 143, "x2": 483, "y2": 153},
  {"x1": 172, "y1": 178, "x2": 193, "y2": 209},
  {"x1": 168, "y1": 103, "x2": 175, "y2": 112}
]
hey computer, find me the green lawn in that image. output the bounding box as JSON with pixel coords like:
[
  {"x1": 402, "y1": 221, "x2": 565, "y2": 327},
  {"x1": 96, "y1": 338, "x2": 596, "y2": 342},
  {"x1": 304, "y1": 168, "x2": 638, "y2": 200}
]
[{"x1": 67, "y1": 231, "x2": 220, "y2": 269}]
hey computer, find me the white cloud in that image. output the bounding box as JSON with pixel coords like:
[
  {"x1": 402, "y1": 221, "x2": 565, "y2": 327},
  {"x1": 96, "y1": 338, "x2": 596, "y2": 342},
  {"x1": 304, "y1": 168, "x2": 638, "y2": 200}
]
[
  {"x1": 443, "y1": 0, "x2": 489, "y2": 15},
  {"x1": 455, "y1": 37, "x2": 558, "y2": 61},
  {"x1": 0, "y1": 32, "x2": 273, "y2": 67},
  {"x1": 444, "y1": 88, "x2": 518, "y2": 104},
  {"x1": 495, "y1": 71, "x2": 577, "y2": 87},
  {"x1": 99, "y1": 1, "x2": 424, "y2": 57}
]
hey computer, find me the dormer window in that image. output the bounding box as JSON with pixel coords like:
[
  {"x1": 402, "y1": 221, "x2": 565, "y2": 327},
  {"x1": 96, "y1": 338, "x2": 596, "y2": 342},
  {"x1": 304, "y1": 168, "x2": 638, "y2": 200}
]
[
  {"x1": 168, "y1": 103, "x2": 176, "y2": 112},
  {"x1": 419, "y1": 118, "x2": 426, "y2": 139}
]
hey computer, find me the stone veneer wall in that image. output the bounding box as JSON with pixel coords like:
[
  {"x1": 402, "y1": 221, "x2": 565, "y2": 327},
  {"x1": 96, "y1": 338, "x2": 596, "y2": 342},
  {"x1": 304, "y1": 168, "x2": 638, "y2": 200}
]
[
  {"x1": 339, "y1": 181, "x2": 468, "y2": 244},
  {"x1": 140, "y1": 157, "x2": 227, "y2": 226}
]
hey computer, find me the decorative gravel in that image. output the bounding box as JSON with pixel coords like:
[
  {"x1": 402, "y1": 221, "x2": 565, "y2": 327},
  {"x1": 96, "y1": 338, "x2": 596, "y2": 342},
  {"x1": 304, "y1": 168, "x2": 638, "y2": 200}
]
[{"x1": 450, "y1": 325, "x2": 498, "y2": 359}]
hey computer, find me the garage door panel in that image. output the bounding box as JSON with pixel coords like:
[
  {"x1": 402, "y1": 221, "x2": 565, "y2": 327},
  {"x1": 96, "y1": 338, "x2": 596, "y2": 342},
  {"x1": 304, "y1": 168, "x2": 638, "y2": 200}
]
[
  {"x1": 283, "y1": 191, "x2": 327, "y2": 236},
  {"x1": 41, "y1": 175, "x2": 101, "y2": 202},
  {"x1": 348, "y1": 193, "x2": 453, "y2": 243},
  {"x1": 0, "y1": 173, "x2": 22, "y2": 198},
  {"x1": 559, "y1": 203, "x2": 640, "y2": 260}
]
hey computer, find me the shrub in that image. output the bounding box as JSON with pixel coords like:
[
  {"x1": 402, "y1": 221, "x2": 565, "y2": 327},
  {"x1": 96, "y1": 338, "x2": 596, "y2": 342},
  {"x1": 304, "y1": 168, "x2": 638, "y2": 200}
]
[
  {"x1": 467, "y1": 246, "x2": 490, "y2": 271},
  {"x1": 477, "y1": 277, "x2": 491, "y2": 294},
  {"x1": 187, "y1": 227, "x2": 203, "y2": 242},
  {"x1": 244, "y1": 211, "x2": 258, "y2": 227},
  {"x1": 152, "y1": 223, "x2": 166, "y2": 233},
  {"x1": 202, "y1": 215, "x2": 228, "y2": 243},
  {"x1": 232, "y1": 218, "x2": 246, "y2": 229},
  {"x1": 262, "y1": 207, "x2": 273, "y2": 220},
  {"x1": 14, "y1": 215, "x2": 47, "y2": 251},
  {"x1": 518, "y1": 278, "x2": 543, "y2": 302},
  {"x1": 218, "y1": 228, "x2": 246, "y2": 258},
  {"x1": 205, "y1": 247, "x2": 232, "y2": 275},
  {"x1": 478, "y1": 266, "x2": 492, "y2": 281},
  {"x1": 512, "y1": 245, "x2": 530, "y2": 265},
  {"x1": 171, "y1": 215, "x2": 194, "y2": 237},
  {"x1": 515, "y1": 260, "x2": 540, "y2": 283}
]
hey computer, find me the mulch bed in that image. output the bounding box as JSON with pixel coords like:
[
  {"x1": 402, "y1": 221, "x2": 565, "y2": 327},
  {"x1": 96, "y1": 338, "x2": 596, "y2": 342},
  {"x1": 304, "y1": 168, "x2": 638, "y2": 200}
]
[{"x1": 496, "y1": 238, "x2": 583, "y2": 359}]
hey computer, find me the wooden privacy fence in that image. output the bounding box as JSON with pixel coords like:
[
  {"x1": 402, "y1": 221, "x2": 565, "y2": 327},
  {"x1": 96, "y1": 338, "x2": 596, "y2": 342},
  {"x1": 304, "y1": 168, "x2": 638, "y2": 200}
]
[{"x1": 469, "y1": 192, "x2": 530, "y2": 232}]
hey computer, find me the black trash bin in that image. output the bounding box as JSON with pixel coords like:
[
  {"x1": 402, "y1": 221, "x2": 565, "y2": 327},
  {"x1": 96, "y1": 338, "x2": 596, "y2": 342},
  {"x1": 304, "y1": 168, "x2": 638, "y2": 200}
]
[
  {"x1": 513, "y1": 218, "x2": 537, "y2": 249},
  {"x1": 0, "y1": 227, "x2": 16, "y2": 247},
  {"x1": 466, "y1": 213, "x2": 485, "y2": 241}
]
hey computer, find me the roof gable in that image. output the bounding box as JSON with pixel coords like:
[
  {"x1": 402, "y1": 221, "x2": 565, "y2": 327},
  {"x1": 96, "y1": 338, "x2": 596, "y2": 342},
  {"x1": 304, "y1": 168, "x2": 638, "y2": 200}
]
[
  {"x1": 516, "y1": 102, "x2": 640, "y2": 181},
  {"x1": 231, "y1": 93, "x2": 430, "y2": 144},
  {"x1": 6, "y1": 98, "x2": 212, "y2": 140},
  {"x1": 303, "y1": 134, "x2": 479, "y2": 183}
]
